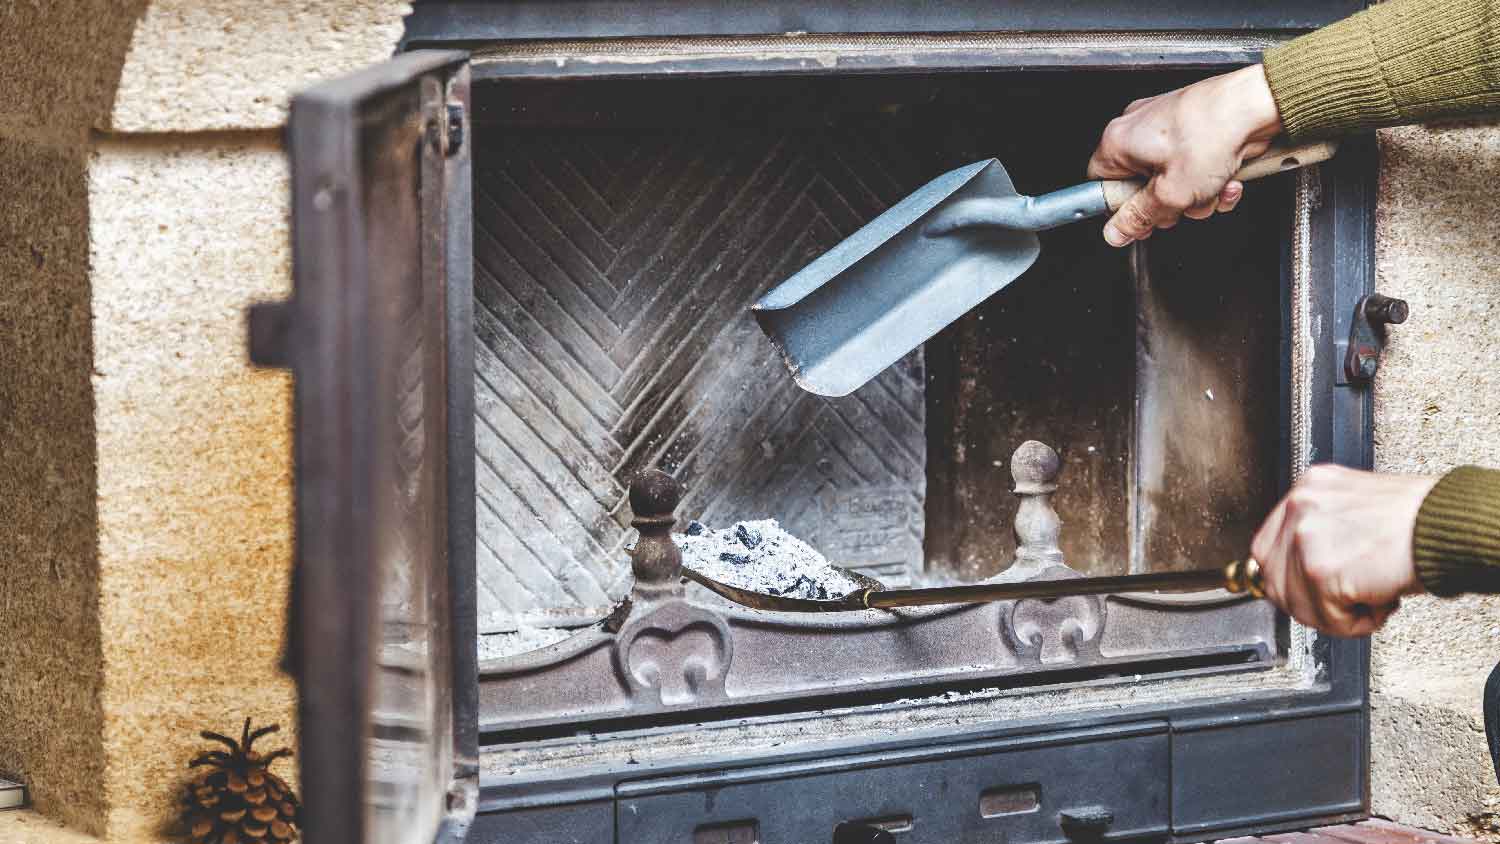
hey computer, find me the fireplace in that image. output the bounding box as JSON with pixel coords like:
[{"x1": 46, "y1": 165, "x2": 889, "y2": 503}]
[{"x1": 251, "y1": 3, "x2": 1379, "y2": 843}]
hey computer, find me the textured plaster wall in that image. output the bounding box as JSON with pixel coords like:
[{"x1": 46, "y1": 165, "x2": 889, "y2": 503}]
[
  {"x1": 0, "y1": 136, "x2": 109, "y2": 836},
  {"x1": 1370, "y1": 121, "x2": 1500, "y2": 839},
  {"x1": 1, "y1": 1, "x2": 410, "y2": 840},
  {"x1": 0, "y1": 2, "x2": 147, "y2": 143},
  {"x1": 0, "y1": 3, "x2": 144, "y2": 835}
]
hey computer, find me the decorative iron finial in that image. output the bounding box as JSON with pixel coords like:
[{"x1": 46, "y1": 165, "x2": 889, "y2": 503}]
[
  {"x1": 1010, "y1": 439, "x2": 1060, "y2": 495},
  {"x1": 1011, "y1": 440, "x2": 1063, "y2": 570},
  {"x1": 629, "y1": 469, "x2": 684, "y2": 587}
]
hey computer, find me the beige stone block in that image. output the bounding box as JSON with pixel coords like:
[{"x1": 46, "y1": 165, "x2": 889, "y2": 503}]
[
  {"x1": 1372, "y1": 597, "x2": 1500, "y2": 840},
  {"x1": 87, "y1": 134, "x2": 296, "y2": 840},
  {"x1": 1371, "y1": 121, "x2": 1500, "y2": 840},
  {"x1": 1372, "y1": 685, "x2": 1499, "y2": 839},
  {"x1": 109, "y1": 0, "x2": 412, "y2": 132},
  {"x1": 1373, "y1": 122, "x2": 1500, "y2": 475}
]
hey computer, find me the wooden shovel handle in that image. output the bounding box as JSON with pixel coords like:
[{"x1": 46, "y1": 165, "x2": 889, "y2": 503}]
[{"x1": 1101, "y1": 139, "x2": 1340, "y2": 213}]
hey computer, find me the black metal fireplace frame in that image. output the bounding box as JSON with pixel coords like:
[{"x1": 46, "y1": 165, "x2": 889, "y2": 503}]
[
  {"x1": 409, "y1": 14, "x2": 1374, "y2": 842},
  {"x1": 402, "y1": 1, "x2": 1363, "y2": 44}
]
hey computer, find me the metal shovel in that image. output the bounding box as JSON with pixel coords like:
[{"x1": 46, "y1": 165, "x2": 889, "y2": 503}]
[
  {"x1": 682, "y1": 559, "x2": 1264, "y2": 614},
  {"x1": 752, "y1": 140, "x2": 1339, "y2": 397}
]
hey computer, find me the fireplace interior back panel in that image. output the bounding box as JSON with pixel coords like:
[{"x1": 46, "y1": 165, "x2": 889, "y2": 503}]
[{"x1": 470, "y1": 117, "x2": 929, "y2": 631}]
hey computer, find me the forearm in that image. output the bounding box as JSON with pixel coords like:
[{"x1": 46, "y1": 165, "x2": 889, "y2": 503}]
[
  {"x1": 1263, "y1": 0, "x2": 1500, "y2": 138},
  {"x1": 1414, "y1": 466, "x2": 1500, "y2": 596}
]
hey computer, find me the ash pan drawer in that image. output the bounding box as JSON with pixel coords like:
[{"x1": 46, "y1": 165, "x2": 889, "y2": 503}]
[{"x1": 618, "y1": 723, "x2": 1169, "y2": 844}]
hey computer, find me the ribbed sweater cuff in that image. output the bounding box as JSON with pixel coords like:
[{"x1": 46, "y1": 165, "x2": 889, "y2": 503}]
[
  {"x1": 1266, "y1": 0, "x2": 1500, "y2": 138},
  {"x1": 1413, "y1": 466, "x2": 1500, "y2": 597},
  {"x1": 1263, "y1": 11, "x2": 1402, "y2": 139}
]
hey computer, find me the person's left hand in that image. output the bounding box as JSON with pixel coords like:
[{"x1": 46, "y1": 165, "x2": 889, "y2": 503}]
[{"x1": 1249, "y1": 465, "x2": 1438, "y2": 638}]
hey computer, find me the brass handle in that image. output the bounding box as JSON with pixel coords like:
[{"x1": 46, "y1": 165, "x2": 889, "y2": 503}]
[
  {"x1": 1226, "y1": 558, "x2": 1405, "y2": 622},
  {"x1": 1223, "y1": 558, "x2": 1265, "y2": 598}
]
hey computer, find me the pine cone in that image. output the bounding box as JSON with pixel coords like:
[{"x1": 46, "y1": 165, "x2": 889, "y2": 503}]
[{"x1": 179, "y1": 718, "x2": 300, "y2": 844}]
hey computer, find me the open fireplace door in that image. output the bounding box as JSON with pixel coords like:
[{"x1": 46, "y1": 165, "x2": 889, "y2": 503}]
[{"x1": 249, "y1": 51, "x2": 478, "y2": 844}]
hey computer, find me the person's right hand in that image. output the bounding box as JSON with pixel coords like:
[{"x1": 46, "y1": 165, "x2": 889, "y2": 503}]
[
  {"x1": 1249, "y1": 465, "x2": 1437, "y2": 638},
  {"x1": 1087, "y1": 64, "x2": 1285, "y2": 247}
]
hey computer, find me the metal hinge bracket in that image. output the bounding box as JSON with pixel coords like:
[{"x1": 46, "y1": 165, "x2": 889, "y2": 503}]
[
  {"x1": 1338, "y1": 293, "x2": 1409, "y2": 386},
  {"x1": 247, "y1": 300, "x2": 293, "y2": 369},
  {"x1": 445, "y1": 103, "x2": 465, "y2": 156}
]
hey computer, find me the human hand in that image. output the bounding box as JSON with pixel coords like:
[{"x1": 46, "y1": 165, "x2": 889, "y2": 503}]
[
  {"x1": 1087, "y1": 64, "x2": 1284, "y2": 247},
  {"x1": 1250, "y1": 465, "x2": 1438, "y2": 638}
]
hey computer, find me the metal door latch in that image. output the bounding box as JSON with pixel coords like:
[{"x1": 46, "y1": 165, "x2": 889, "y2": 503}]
[
  {"x1": 1339, "y1": 293, "x2": 1409, "y2": 386},
  {"x1": 832, "y1": 821, "x2": 896, "y2": 844}
]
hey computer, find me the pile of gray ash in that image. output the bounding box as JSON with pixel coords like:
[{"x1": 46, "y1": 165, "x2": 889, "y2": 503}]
[{"x1": 675, "y1": 518, "x2": 860, "y2": 600}]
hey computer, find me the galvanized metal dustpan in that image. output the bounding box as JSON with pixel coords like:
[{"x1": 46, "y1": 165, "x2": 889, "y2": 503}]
[{"x1": 752, "y1": 140, "x2": 1339, "y2": 397}]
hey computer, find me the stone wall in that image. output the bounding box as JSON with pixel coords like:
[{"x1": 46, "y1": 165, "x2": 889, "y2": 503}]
[
  {"x1": 1370, "y1": 121, "x2": 1500, "y2": 840},
  {"x1": 0, "y1": 3, "x2": 147, "y2": 834},
  {"x1": 0, "y1": 2, "x2": 410, "y2": 840},
  {"x1": 0, "y1": 130, "x2": 109, "y2": 838}
]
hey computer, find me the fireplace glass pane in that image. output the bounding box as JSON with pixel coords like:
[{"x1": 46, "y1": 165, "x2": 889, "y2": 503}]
[{"x1": 359, "y1": 80, "x2": 452, "y2": 843}]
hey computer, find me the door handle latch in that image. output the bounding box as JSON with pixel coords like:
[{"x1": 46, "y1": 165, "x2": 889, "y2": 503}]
[
  {"x1": 833, "y1": 821, "x2": 897, "y2": 844},
  {"x1": 1059, "y1": 806, "x2": 1115, "y2": 841}
]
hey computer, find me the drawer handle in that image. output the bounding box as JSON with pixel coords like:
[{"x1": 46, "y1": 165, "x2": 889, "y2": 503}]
[
  {"x1": 1059, "y1": 807, "x2": 1115, "y2": 840},
  {"x1": 833, "y1": 821, "x2": 897, "y2": 844}
]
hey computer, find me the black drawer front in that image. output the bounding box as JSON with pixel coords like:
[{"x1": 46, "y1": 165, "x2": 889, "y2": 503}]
[
  {"x1": 617, "y1": 724, "x2": 1169, "y2": 844},
  {"x1": 469, "y1": 800, "x2": 613, "y2": 844},
  {"x1": 1172, "y1": 710, "x2": 1364, "y2": 836}
]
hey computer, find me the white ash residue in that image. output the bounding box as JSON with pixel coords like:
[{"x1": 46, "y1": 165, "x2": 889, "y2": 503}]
[
  {"x1": 675, "y1": 518, "x2": 860, "y2": 600},
  {"x1": 478, "y1": 626, "x2": 574, "y2": 661}
]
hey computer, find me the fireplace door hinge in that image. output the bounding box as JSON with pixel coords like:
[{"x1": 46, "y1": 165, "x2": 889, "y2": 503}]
[{"x1": 445, "y1": 103, "x2": 465, "y2": 155}]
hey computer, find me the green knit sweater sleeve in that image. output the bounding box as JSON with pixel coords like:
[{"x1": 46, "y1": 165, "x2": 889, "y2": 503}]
[
  {"x1": 1262, "y1": 0, "x2": 1500, "y2": 138},
  {"x1": 1413, "y1": 466, "x2": 1500, "y2": 596}
]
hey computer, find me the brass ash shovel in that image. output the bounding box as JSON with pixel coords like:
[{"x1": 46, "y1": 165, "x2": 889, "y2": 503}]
[
  {"x1": 674, "y1": 439, "x2": 1267, "y2": 614},
  {"x1": 682, "y1": 559, "x2": 1264, "y2": 614}
]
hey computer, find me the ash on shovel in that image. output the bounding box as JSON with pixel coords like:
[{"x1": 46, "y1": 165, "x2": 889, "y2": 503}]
[{"x1": 675, "y1": 518, "x2": 860, "y2": 601}]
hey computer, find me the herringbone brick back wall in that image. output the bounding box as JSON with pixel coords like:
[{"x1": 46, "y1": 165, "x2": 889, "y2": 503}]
[{"x1": 469, "y1": 129, "x2": 929, "y2": 631}]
